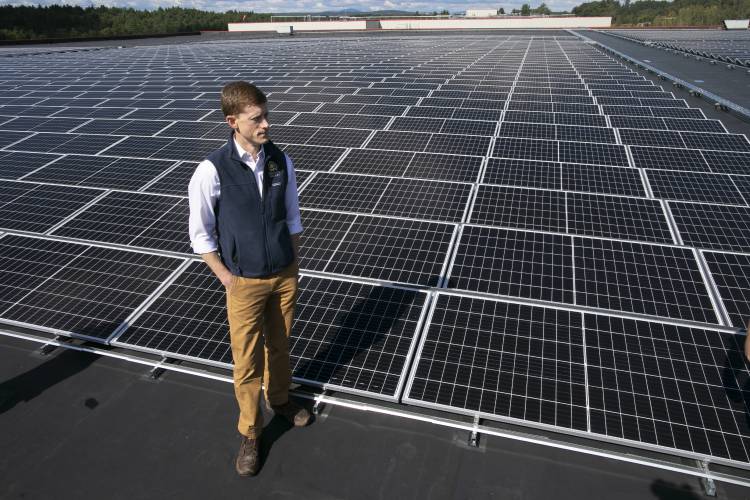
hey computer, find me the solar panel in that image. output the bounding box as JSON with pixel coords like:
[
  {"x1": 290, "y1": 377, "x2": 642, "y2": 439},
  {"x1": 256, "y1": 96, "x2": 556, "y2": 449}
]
[
  {"x1": 470, "y1": 186, "x2": 566, "y2": 232},
  {"x1": 669, "y1": 202, "x2": 750, "y2": 252},
  {"x1": 586, "y1": 314, "x2": 750, "y2": 462},
  {"x1": 50, "y1": 191, "x2": 190, "y2": 254},
  {"x1": 366, "y1": 130, "x2": 431, "y2": 152},
  {"x1": 558, "y1": 141, "x2": 629, "y2": 167},
  {"x1": 703, "y1": 251, "x2": 750, "y2": 329},
  {"x1": 1, "y1": 116, "x2": 88, "y2": 133},
  {"x1": 561, "y1": 164, "x2": 646, "y2": 197},
  {"x1": 298, "y1": 209, "x2": 357, "y2": 271},
  {"x1": 23, "y1": 155, "x2": 177, "y2": 191},
  {"x1": 482, "y1": 158, "x2": 560, "y2": 189},
  {"x1": 373, "y1": 178, "x2": 471, "y2": 222},
  {"x1": 0, "y1": 151, "x2": 60, "y2": 179},
  {"x1": 448, "y1": 226, "x2": 574, "y2": 303},
  {"x1": 647, "y1": 170, "x2": 744, "y2": 205},
  {"x1": 141, "y1": 161, "x2": 196, "y2": 196},
  {"x1": 290, "y1": 276, "x2": 428, "y2": 399},
  {"x1": 112, "y1": 260, "x2": 233, "y2": 364},
  {"x1": 309, "y1": 127, "x2": 371, "y2": 148},
  {"x1": 335, "y1": 148, "x2": 409, "y2": 177},
  {"x1": 0, "y1": 179, "x2": 104, "y2": 233},
  {"x1": 405, "y1": 153, "x2": 483, "y2": 183},
  {"x1": 0, "y1": 234, "x2": 184, "y2": 342},
  {"x1": 405, "y1": 293, "x2": 587, "y2": 430},
  {"x1": 567, "y1": 193, "x2": 674, "y2": 243},
  {"x1": 280, "y1": 144, "x2": 346, "y2": 171},
  {"x1": 574, "y1": 237, "x2": 718, "y2": 324},
  {"x1": 299, "y1": 173, "x2": 389, "y2": 213},
  {"x1": 492, "y1": 138, "x2": 557, "y2": 162},
  {"x1": 702, "y1": 151, "x2": 750, "y2": 175},
  {"x1": 8, "y1": 132, "x2": 121, "y2": 155},
  {"x1": 324, "y1": 215, "x2": 455, "y2": 287},
  {"x1": 630, "y1": 146, "x2": 709, "y2": 172}
]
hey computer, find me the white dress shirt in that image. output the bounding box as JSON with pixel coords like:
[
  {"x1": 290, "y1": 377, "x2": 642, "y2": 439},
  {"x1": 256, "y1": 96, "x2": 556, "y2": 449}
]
[{"x1": 188, "y1": 138, "x2": 303, "y2": 255}]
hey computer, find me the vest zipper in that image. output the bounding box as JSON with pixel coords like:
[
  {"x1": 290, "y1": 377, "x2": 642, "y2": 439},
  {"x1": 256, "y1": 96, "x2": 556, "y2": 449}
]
[{"x1": 261, "y1": 171, "x2": 273, "y2": 274}]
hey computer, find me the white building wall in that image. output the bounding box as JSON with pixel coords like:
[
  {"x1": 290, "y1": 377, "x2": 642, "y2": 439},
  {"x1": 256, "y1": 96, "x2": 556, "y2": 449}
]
[
  {"x1": 724, "y1": 19, "x2": 749, "y2": 30},
  {"x1": 466, "y1": 9, "x2": 497, "y2": 17},
  {"x1": 228, "y1": 16, "x2": 612, "y2": 32},
  {"x1": 228, "y1": 20, "x2": 366, "y2": 32}
]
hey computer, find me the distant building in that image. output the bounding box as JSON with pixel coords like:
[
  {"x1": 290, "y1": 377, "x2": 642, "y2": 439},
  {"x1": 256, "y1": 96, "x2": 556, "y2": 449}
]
[
  {"x1": 465, "y1": 9, "x2": 497, "y2": 17},
  {"x1": 724, "y1": 19, "x2": 749, "y2": 30}
]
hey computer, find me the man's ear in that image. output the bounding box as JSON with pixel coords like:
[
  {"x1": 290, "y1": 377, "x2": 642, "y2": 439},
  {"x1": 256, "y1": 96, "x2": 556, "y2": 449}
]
[{"x1": 226, "y1": 115, "x2": 238, "y2": 129}]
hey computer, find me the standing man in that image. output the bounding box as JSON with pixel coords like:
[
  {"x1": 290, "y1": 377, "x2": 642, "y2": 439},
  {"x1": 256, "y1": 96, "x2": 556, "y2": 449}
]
[{"x1": 188, "y1": 81, "x2": 310, "y2": 477}]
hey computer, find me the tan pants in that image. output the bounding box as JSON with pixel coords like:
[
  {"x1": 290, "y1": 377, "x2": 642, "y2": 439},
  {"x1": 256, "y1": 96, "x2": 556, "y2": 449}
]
[{"x1": 226, "y1": 261, "x2": 298, "y2": 438}]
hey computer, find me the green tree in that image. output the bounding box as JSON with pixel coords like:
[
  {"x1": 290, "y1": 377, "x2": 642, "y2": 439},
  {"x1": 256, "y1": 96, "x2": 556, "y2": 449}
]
[{"x1": 521, "y1": 3, "x2": 531, "y2": 14}]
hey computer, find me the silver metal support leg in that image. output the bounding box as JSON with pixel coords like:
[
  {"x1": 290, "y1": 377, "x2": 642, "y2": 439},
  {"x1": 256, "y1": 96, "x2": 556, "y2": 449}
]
[
  {"x1": 148, "y1": 357, "x2": 177, "y2": 380},
  {"x1": 37, "y1": 336, "x2": 63, "y2": 356},
  {"x1": 469, "y1": 415, "x2": 481, "y2": 447},
  {"x1": 698, "y1": 460, "x2": 717, "y2": 497},
  {"x1": 313, "y1": 390, "x2": 330, "y2": 415}
]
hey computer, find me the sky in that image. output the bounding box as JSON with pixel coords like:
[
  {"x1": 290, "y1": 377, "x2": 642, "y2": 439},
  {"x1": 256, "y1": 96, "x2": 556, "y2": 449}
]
[{"x1": 0, "y1": 0, "x2": 584, "y2": 14}]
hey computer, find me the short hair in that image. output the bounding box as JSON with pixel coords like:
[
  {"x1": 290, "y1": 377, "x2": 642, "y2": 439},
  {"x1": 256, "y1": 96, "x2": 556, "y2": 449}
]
[{"x1": 220, "y1": 81, "x2": 267, "y2": 117}]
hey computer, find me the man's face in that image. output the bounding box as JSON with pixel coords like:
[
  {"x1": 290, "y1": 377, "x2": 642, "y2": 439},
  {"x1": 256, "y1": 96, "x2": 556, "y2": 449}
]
[{"x1": 227, "y1": 103, "x2": 270, "y2": 148}]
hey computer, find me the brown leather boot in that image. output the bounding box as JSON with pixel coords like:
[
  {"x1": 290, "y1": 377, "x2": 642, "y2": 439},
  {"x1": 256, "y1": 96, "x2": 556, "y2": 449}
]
[
  {"x1": 235, "y1": 436, "x2": 259, "y2": 477},
  {"x1": 271, "y1": 400, "x2": 311, "y2": 427}
]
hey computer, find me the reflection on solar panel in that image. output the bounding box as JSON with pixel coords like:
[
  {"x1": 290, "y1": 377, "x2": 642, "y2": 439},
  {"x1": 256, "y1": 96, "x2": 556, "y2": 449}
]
[{"x1": 2, "y1": 33, "x2": 750, "y2": 469}]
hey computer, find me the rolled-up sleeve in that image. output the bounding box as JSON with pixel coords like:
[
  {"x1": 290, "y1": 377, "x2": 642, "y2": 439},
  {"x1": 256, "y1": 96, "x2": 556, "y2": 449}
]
[
  {"x1": 284, "y1": 154, "x2": 303, "y2": 235},
  {"x1": 188, "y1": 160, "x2": 221, "y2": 254}
]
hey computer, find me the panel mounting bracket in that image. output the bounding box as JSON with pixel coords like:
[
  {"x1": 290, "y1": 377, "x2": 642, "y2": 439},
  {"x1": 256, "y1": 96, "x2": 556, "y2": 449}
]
[
  {"x1": 469, "y1": 415, "x2": 481, "y2": 447},
  {"x1": 37, "y1": 335, "x2": 64, "y2": 356},
  {"x1": 313, "y1": 390, "x2": 331, "y2": 415},
  {"x1": 698, "y1": 460, "x2": 717, "y2": 497},
  {"x1": 148, "y1": 357, "x2": 179, "y2": 380}
]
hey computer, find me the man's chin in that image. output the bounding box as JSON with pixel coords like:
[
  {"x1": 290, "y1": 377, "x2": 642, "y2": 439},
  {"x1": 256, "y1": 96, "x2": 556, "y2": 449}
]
[{"x1": 256, "y1": 135, "x2": 270, "y2": 143}]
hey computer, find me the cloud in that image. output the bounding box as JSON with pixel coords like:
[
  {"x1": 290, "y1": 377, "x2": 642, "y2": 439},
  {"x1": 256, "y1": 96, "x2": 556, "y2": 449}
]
[{"x1": 0, "y1": 0, "x2": 579, "y2": 13}]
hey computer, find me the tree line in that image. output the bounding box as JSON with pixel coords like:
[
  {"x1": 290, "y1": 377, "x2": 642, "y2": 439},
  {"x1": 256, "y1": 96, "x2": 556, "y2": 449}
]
[
  {"x1": 1, "y1": 1, "x2": 749, "y2": 41},
  {"x1": 0, "y1": 5, "x2": 269, "y2": 41},
  {"x1": 572, "y1": 0, "x2": 750, "y2": 26}
]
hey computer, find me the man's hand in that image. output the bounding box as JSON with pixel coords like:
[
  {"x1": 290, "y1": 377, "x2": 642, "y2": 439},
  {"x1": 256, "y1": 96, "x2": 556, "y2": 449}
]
[
  {"x1": 218, "y1": 268, "x2": 234, "y2": 289},
  {"x1": 291, "y1": 233, "x2": 301, "y2": 279},
  {"x1": 201, "y1": 251, "x2": 235, "y2": 290}
]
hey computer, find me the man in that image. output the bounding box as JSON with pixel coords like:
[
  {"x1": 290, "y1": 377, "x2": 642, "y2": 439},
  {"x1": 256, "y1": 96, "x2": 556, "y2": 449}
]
[{"x1": 188, "y1": 81, "x2": 310, "y2": 477}]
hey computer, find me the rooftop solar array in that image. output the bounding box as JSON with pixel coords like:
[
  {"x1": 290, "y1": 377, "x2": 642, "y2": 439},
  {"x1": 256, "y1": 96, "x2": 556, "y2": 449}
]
[
  {"x1": 1, "y1": 34, "x2": 749, "y2": 468},
  {"x1": 603, "y1": 29, "x2": 750, "y2": 67}
]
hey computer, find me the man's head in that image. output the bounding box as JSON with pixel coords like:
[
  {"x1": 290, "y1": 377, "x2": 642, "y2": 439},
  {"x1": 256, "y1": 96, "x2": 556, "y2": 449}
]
[{"x1": 221, "y1": 81, "x2": 270, "y2": 150}]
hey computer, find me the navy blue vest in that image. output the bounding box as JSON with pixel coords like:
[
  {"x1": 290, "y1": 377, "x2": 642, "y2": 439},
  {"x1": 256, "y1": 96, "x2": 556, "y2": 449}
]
[{"x1": 209, "y1": 135, "x2": 294, "y2": 277}]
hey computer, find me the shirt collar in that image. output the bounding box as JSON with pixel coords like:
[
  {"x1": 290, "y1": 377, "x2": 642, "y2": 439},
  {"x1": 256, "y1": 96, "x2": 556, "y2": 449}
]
[{"x1": 233, "y1": 136, "x2": 264, "y2": 166}]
